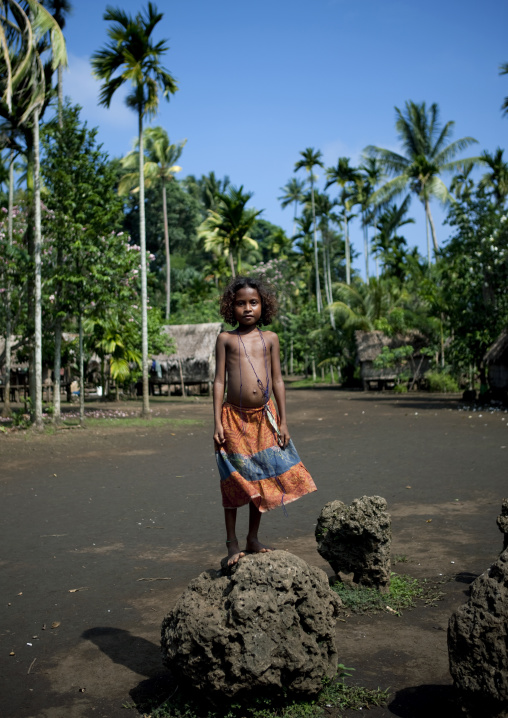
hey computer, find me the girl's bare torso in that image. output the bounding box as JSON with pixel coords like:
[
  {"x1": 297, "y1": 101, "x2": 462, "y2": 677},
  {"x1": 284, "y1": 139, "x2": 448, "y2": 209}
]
[{"x1": 224, "y1": 329, "x2": 273, "y2": 408}]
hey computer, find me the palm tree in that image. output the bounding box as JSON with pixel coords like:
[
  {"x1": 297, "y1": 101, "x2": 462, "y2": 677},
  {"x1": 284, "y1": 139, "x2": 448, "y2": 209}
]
[
  {"x1": 365, "y1": 101, "x2": 478, "y2": 264},
  {"x1": 359, "y1": 156, "x2": 385, "y2": 278},
  {"x1": 45, "y1": 0, "x2": 72, "y2": 126},
  {"x1": 295, "y1": 148, "x2": 324, "y2": 313},
  {"x1": 325, "y1": 157, "x2": 358, "y2": 285},
  {"x1": 500, "y1": 62, "x2": 508, "y2": 116},
  {"x1": 313, "y1": 191, "x2": 337, "y2": 327},
  {"x1": 1, "y1": 0, "x2": 67, "y2": 429},
  {"x1": 119, "y1": 126, "x2": 186, "y2": 319},
  {"x1": 371, "y1": 196, "x2": 415, "y2": 282},
  {"x1": 92, "y1": 2, "x2": 178, "y2": 416},
  {"x1": 278, "y1": 177, "x2": 305, "y2": 238},
  {"x1": 478, "y1": 148, "x2": 508, "y2": 205},
  {"x1": 450, "y1": 163, "x2": 475, "y2": 203},
  {"x1": 198, "y1": 185, "x2": 262, "y2": 277}
]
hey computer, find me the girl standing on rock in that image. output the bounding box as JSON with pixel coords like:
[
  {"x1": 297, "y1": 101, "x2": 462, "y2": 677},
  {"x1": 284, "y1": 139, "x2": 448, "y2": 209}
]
[{"x1": 213, "y1": 276, "x2": 317, "y2": 567}]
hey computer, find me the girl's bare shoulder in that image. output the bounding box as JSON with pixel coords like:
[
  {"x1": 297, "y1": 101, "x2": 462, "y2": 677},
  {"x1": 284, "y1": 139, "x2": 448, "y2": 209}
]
[{"x1": 261, "y1": 329, "x2": 279, "y2": 346}]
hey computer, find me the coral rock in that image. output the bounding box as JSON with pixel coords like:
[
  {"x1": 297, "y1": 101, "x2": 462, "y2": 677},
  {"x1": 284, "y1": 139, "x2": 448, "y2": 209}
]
[
  {"x1": 315, "y1": 496, "x2": 391, "y2": 592},
  {"x1": 448, "y1": 548, "x2": 508, "y2": 717},
  {"x1": 161, "y1": 551, "x2": 340, "y2": 702}
]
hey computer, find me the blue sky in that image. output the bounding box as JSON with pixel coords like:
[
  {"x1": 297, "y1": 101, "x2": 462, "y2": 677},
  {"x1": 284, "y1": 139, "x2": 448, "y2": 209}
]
[{"x1": 61, "y1": 0, "x2": 508, "y2": 278}]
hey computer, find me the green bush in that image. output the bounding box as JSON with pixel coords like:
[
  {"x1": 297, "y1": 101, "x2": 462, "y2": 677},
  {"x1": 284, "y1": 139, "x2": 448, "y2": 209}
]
[
  {"x1": 425, "y1": 372, "x2": 459, "y2": 393},
  {"x1": 393, "y1": 384, "x2": 408, "y2": 393}
]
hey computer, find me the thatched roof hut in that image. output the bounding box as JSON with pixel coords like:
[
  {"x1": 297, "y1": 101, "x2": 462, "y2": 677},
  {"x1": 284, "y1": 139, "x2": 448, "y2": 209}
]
[
  {"x1": 484, "y1": 329, "x2": 508, "y2": 394},
  {"x1": 355, "y1": 330, "x2": 430, "y2": 390},
  {"x1": 154, "y1": 323, "x2": 222, "y2": 388}
]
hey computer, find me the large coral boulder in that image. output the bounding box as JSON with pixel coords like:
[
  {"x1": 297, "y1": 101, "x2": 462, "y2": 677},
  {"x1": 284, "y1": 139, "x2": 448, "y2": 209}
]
[
  {"x1": 160, "y1": 551, "x2": 340, "y2": 702},
  {"x1": 315, "y1": 496, "x2": 391, "y2": 592},
  {"x1": 448, "y1": 548, "x2": 508, "y2": 717}
]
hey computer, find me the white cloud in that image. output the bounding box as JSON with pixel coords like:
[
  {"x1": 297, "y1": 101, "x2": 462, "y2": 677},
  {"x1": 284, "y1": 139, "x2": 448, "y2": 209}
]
[{"x1": 62, "y1": 53, "x2": 135, "y2": 131}]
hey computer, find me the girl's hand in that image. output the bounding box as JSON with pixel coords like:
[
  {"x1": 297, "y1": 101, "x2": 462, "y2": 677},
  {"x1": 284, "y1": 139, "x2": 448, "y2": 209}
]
[
  {"x1": 279, "y1": 422, "x2": 290, "y2": 449},
  {"x1": 213, "y1": 423, "x2": 225, "y2": 449}
]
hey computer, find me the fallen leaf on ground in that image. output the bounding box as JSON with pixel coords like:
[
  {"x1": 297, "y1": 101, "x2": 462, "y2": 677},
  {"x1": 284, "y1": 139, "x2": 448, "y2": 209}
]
[
  {"x1": 9, "y1": 651, "x2": 15, "y2": 656},
  {"x1": 386, "y1": 606, "x2": 398, "y2": 614},
  {"x1": 68, "y1": 587, "x2": 89, "y2": 593},
  {"x1": 51, "y1": 621, "x2": 61, "y2": 629},
  {"x1": 136, "y1": 577, "x2": 172, "y2": 582},
  {"x1": 27, "y1": 658, "x2": 37, "y2": 674},
  {"x1": 405, "y1": 485, "x2": 411, "y2": 489},
  {"x1": 426, "y1": 519, "x2": 432, "y2": 523}
]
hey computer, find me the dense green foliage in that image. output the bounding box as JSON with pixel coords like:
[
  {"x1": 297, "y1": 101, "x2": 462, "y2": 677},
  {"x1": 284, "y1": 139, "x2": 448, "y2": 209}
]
[{"x1": 1, "y1": 5, "x2": 508, "y2": 421}]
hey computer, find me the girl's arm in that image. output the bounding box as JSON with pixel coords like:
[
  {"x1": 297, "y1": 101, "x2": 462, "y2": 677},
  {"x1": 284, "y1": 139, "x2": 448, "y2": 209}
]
[
  {"x1": 213, "y1": 334, "x2": 227, "y2": 447},
  {"x1": 270, "y1": 333, "x2": 290, "y2": 448}
]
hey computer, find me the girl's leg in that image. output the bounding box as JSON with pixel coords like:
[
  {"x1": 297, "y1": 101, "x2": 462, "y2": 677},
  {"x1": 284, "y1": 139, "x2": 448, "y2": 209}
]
[
  {"x1": 246, "y1": 501, "x2": 273, "y2": 553},
  {"x1": 224, "y1": 508, "x2": 245, "y2": 566}
]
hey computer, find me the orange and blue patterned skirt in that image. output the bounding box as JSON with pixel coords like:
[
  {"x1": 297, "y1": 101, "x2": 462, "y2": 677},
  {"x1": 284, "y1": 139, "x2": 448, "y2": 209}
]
[{"x1": 216, "y1": 399, "x2": 317, "y2": 513}]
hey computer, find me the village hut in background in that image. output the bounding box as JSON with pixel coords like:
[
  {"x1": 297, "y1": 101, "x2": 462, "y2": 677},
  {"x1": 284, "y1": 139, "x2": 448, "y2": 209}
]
[
  {"x1": 355, "y1": 330, "x2": 431, "y2": 391},
  {"x1": 152, "y1": 323, "x2": 222, "y2": 396},
  {"x1": 484, "y1": 328, "x2": 508, "y2": 403}
]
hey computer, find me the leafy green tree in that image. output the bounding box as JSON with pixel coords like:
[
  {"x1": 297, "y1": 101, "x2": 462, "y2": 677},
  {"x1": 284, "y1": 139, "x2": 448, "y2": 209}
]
[
  {"x1": 365, "y1": 101, "x2": 478, "y2": 264},
  {"x1": 198, "y1": 185, "x2": 262, "y2": 277},
  {"x1": 441, "y1": 187, "x2": 508, "y2": 381},
  {"x1": 92, "y1": 1, "x2": 178, "y2": 416},
  {"x1": 41, "y1": 103, "x2": 130, "y2": 423},
  {"x1": 295, "y1": 148, "x2": 324, "y2": 312},
  {"x1": 119, "y1": 126, "x2": 186, "y2": 319}
]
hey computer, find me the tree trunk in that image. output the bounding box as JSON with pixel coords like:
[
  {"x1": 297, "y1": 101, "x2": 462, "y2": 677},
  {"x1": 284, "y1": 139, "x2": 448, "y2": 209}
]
[
  {"x1": 79, "y1": 312, "x2": 85, "y2": 424},
  {"x1": 53, "y1": 315, "x2": 62, "y2": 421},
  {"x1": 162, "y1": 181, "x2": 171, "y2": 319},
  {"x1": 363, "y1": 220, "x2": 369, "y2": 280},
  {"x1": 310, "y1": 180, "x2": 322, "y2": 313},
  {"x1": 53, "y1": 63, "x2": 64, "y2": 422},
  {"x1": 425, "y1": 198, "x2": 439, "y2": 260},
  {"x1": 2, "y1": 149, "x2": 14, "y2": 417},
  {"x1": 138, "y1": 111, "x2": 150, "y2": 417},
  {"x1": 33, "y1": 106, "x2": 43, "y2": 430},
  {"x1": 345, "y1": 214, "x2": 351, "y2": 286},
  {"x1": 290, "y1": 337, "x2": 294, "y2": 375},
  {"x1": 228, "y1": 250, "x2": 236, "y2": 278}
]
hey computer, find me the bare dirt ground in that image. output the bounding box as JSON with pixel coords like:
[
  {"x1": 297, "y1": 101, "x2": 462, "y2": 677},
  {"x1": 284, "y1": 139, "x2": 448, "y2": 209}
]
[{"x1": 0, "y1": 389, "x2": 506, "y2": 718}]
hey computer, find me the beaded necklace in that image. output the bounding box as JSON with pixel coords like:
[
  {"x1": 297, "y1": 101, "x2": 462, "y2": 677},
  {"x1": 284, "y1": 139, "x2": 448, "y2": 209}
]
[{"x1": 236, "y1": 326, "x2": 270, "y2": 406}]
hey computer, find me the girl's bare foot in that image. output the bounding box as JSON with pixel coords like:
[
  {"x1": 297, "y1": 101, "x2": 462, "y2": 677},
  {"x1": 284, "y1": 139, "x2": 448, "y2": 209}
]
[
  {"x1": 226, "y1": 540, "x2": 245, "y2": 566},
  {"x1": 245, "y1": 537, "x2": 273, "y2": 554}
]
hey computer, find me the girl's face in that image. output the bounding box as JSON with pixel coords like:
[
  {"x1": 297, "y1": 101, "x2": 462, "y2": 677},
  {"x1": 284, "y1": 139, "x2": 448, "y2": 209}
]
[{"x1": 233, "y1": 287, "x2": 262, "y2": 327}]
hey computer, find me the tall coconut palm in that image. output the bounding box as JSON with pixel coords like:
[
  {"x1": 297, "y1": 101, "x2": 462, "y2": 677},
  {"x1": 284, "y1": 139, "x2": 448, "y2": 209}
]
[
  {"x1": 294, "y1": 148, "x2": 324, "y2": 313},
  {"x1": 278, "y1": 177, "x2": 305, "y2": 239},
  {"x1": 92, "y1": 3, "x2": 178, "y2": 416},
  {"x1": 359, "y1": 156, "x2": 385, "y2": 278},
  {"x1": 478, "y1": 148, "x2": 508, "y2": 205},
  {"x1": 325, "y1": 157, "x2": 358, "y2": 286},
  {"x1": 45, "y1": 0, "x2": 71, "y2": 125},
  {"x1": 119, "y1": 126, "x2": 186, "y2": 319},
  {"x1": 450, "y1": 163, "x2": 475, "y2": 203},
  {"x1": 198, "y1": 185, "x2": 262, "y2": 278},
  {"x1": 365, "y1": 101, "x2": 478, "y2": 264},
  {"x1": 1, "y1": 0, "x2": 67, "y2": 429},
  {"x1": 313, "y1": 191, "x2": 338, "y2": 327}
]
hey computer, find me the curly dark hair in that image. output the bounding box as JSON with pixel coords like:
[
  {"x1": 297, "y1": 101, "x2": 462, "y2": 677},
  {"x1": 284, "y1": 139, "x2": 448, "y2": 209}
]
[{"x1": 219, "y1": 276, "x2": 278, "y2": 326}]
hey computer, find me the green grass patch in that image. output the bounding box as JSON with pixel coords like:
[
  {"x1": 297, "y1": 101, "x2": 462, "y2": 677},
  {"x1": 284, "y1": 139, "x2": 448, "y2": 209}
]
[
  {"x1": 62, "y1": 417, "x2": 203, "y2": 430},
  {"x1": 331, "y1": 572, "x2": 423, "y2": 615},
  {"x1": 287, "y1": 374, "x2": 337, "y2": 389},
  {"x1": 138, "y1": 667, "x2": 388, "y2": 718}
]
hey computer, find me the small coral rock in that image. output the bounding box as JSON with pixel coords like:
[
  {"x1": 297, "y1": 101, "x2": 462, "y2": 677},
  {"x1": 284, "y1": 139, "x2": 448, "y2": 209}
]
[
  {"x1": 315, "y1": 496, "x2": 391, "y2": 592},
  {"x1": 448, "y1": 548, "x2": 508, "y2": 717},
  {"x1": 161, "y1": 551, "x2": 340, "y2": 702}
]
